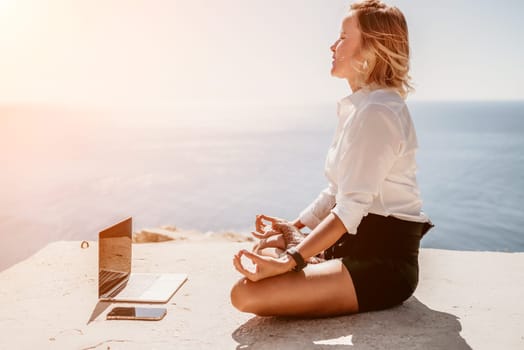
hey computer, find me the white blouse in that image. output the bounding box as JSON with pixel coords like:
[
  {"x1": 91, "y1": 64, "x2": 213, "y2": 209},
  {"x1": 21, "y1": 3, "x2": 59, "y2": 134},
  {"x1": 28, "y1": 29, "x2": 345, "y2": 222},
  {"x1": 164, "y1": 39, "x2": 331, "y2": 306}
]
[{"x1": 299, "y1": 87, "x2": 432, "y2": 234}]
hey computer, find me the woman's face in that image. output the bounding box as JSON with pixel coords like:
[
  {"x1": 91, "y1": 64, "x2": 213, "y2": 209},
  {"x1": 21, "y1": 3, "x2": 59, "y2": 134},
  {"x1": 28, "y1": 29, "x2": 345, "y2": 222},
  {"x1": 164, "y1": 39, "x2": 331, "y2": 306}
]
[{"x1": 330, "y1": 14, "x2": 363, "y2": 83}]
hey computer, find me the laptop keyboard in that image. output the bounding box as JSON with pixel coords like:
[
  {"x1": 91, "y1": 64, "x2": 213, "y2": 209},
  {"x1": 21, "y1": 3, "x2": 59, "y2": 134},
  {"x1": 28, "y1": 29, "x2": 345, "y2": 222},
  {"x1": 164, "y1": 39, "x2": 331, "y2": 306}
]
[
  {"x1": 117, "y1": 273, "x2": 160, "y2": 298},
  {"x1": 99, "y1": 270, "x2": 127, "y2": 285},
  {"x1": 99, "y1": 269, "x2": 128, "y2": 296}
]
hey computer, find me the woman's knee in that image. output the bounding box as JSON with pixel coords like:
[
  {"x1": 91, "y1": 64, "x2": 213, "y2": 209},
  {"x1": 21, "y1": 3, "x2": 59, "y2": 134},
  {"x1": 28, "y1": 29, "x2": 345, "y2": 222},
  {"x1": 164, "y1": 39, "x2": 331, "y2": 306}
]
[
  {"x1": 230, "y1": 278, "x2": 261, "y2": 313},
  {"x1": 230, "y1": 278, "x2": 273, "y2": 315}
]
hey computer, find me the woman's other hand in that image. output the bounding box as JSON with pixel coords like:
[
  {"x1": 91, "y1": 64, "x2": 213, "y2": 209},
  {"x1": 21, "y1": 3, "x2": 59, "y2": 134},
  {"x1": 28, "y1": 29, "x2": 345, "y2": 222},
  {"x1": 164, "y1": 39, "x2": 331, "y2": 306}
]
[
  {"x1": 250, "y1": 227, "x2": 280, "y2": 240},
  {"x1": 252, "y1": 214, "x2": 289, "y2": 239},
  {"x1": 233, "y1": 249, "x2": 295, "y2": 282},
  {"x1": 254, "y1": 214, "x2": 305, "y2": 237},
  {"x1": 255, "y1": 214, "x2": 285, "y2": 234}
]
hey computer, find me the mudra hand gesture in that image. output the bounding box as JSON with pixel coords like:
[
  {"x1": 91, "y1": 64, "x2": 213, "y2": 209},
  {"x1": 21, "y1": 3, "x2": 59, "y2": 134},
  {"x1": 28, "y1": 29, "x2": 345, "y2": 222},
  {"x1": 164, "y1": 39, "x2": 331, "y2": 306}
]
[
  {"x1": 233, "y1": 214, "x2": 297, "y2": 282},
  {"x1": 232, "y1": 248, "x2": 294, "y2": 282},
  {"x1": 253, "y1": 214, "x2": 301, "y2": 249},
  {"x1": 233, "y1": 214, "x2": 324, "y2": 282},
  {"x1": 252, "y1": 214, "x2": 288, "y2": 239},
  {"x1": 252, "y1": 215, "x2": 323, "y2": 262}
]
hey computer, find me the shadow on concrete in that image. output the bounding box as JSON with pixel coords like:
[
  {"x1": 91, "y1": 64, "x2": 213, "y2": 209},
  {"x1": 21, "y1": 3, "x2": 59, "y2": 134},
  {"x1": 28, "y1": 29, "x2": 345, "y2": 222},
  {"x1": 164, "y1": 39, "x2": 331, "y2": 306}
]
[
  {"x1": 86, "y1": 301, "x2": 112, "y2": 325},
  {"x1": 231, "y1": 297, "x2": 472, "y2": 350}
]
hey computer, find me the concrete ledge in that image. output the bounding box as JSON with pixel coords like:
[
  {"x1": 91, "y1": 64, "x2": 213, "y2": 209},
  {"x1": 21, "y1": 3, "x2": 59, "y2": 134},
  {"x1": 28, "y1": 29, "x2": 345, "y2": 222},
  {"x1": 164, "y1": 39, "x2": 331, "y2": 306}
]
[{"x1": 0, "y1": 238, "x2": 522, "y2": 349}]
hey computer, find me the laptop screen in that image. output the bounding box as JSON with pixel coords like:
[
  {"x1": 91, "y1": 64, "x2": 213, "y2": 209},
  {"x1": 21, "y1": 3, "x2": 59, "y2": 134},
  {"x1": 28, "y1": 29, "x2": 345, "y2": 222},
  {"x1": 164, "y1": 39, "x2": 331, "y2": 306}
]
[{"x1": 98, "y1": 217, "x2": 132, "y2": 298}]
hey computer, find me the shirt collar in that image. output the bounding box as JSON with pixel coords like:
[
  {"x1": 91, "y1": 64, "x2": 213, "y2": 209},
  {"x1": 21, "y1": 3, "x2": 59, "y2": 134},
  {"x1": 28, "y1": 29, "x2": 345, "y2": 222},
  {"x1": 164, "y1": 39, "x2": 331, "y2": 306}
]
[{"x1": 337, "y1": 87, "x2": 369, "y2": 118}]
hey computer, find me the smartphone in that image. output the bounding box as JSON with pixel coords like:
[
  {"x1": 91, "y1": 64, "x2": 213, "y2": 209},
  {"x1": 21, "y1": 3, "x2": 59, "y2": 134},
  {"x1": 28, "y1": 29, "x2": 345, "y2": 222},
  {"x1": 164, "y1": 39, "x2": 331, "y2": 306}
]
[{"x1": 106, "y1": 307, "x2": 167, "y2": 321}]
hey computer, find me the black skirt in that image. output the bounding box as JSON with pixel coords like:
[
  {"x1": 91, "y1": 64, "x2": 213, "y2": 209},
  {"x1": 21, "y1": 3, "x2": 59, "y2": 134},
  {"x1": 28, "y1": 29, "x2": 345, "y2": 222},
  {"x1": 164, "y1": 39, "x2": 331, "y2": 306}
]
[{"x1": 324, "y1": 212, "x2": 434, "y2": 313}]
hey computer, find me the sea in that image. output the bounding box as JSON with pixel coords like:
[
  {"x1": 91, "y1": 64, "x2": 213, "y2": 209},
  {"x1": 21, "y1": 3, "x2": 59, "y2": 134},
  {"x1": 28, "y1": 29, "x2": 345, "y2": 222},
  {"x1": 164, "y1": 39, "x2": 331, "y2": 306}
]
[{"x1": 1, "y1": 100, "x2": 523, "y2": 270}]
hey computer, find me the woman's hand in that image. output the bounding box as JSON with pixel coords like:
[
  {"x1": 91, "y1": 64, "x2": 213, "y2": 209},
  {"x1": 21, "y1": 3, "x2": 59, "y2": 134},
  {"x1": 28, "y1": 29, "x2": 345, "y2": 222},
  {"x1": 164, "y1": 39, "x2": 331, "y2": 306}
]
[
  {"x1": 253, "y1": 214, "x2": 285, "y2": 238},
  {"x1": 233, "y1": 249, "x2": 295, "y2": 282},
  {"x1": 253, "y1": 214, "x2": 304, "y2": 239},
  {"x1": 251, "y1": 227, "x2": 280, "y2": 240}
]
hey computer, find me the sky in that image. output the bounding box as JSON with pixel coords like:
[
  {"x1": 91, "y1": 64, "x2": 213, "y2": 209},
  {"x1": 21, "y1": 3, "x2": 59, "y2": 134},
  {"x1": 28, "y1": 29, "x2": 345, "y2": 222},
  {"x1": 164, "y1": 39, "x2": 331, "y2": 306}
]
[{"x1": 0, "y1": 0, "x2": 523, "y2": 108}]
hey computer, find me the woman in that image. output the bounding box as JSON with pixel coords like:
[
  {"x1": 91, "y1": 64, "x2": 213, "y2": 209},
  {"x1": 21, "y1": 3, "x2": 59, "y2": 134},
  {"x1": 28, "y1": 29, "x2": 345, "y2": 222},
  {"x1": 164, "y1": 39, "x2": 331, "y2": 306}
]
[{"x1": 231, "y1": 0, "x2": 434, "y2": 317}]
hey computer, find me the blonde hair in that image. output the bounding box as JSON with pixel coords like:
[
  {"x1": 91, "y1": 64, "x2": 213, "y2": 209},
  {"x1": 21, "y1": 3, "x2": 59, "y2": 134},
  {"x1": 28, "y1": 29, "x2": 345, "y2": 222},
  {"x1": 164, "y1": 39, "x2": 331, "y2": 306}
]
[{"x1": 350, "y1": 0, "x2": 414, "y2": 98}]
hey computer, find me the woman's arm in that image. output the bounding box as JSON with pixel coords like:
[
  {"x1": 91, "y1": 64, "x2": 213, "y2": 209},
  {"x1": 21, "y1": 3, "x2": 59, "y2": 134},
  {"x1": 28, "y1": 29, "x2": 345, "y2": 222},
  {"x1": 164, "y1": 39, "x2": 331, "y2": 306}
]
[
  {"x1": 293, "y1": 213, "x2": 346, "y2": 261},
  {"x1": 297, "y1": 184, "x2": 337, "y2": 230}
]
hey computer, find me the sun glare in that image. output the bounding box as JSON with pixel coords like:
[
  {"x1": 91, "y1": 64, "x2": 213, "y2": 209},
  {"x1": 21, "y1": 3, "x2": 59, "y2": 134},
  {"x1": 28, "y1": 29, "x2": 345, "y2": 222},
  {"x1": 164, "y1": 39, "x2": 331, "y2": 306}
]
[{"x1": 0, "y1": 0, "x2": 15, "y2": 15}]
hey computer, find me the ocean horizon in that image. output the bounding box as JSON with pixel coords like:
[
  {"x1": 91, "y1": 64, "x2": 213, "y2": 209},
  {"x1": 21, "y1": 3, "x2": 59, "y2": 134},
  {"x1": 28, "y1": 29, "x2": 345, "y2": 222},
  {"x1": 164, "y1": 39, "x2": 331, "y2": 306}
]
[{"x1": 1, "y1": 100, "x2": 523, "y2": 271}]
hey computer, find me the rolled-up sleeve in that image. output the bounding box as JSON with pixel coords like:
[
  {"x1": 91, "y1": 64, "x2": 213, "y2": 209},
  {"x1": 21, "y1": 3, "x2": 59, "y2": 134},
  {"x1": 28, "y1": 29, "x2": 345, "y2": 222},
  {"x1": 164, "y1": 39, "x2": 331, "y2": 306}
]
[
  {"x1": 298, "y1": 182, "x2": 337, "y2": 230},
  {"x1": 331, "y1": 104, "x2": 402, "y2": 234}
]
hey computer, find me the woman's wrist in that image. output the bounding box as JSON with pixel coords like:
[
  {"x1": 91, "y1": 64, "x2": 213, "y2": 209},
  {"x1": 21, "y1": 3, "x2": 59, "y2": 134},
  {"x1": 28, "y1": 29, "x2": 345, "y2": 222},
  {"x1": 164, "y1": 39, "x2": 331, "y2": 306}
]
[
  {"x1": 292, "y1": 218, "x2": 305, "y2": 230},
  {"x1": 280, "y1": 253, "x2": 297, "y2": 271},
  {"x1": 285, "y1": 247, "x2": 308, "y2": 272}
]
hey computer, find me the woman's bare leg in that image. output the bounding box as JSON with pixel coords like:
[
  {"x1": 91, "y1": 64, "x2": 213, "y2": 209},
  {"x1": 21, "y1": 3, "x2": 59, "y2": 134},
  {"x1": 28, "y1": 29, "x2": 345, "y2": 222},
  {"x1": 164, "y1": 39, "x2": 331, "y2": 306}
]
[{"x1": 230, "y1": 259, "x2": 359, "y2": 317}]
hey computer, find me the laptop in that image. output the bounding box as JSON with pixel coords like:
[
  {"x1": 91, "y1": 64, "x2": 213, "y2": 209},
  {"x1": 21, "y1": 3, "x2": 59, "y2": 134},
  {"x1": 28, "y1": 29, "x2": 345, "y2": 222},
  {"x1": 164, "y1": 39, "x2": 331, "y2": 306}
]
[{"x1": 98, "y1": 217, "x2": 187, "y2": 303}]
